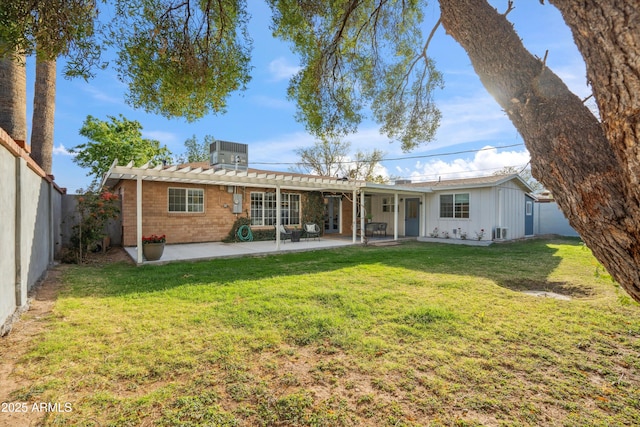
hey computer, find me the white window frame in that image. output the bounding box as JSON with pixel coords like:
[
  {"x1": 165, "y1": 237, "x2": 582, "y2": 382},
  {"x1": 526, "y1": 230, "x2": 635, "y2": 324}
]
[
  {"x1": 526, "y1": 200, "x2": 533, "y2": 216},
  {"x1": 439, "y1": 193, "x2": 470, "y2": 219},
  {"x1": 168, "y1": 187, "x2": 204, "y2": 213},
  {"x1": 382, "y1": 197, "x2": 395, "y2": 212},
  {"x1": 250, "y1": 192, "x2": 300, "y2": 226}
]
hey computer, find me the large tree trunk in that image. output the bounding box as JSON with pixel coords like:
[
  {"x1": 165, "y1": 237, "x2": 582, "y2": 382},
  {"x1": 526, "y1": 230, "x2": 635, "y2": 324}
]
[
  {"x1": 30, "y1": 57, "x2": 57, "y2": 174},
  {"x1": 0, "y1": 52, "x2": 27, "y2": 143},
  {"x1": 438, "y1": 0, "x2": 640, "y2": 301}
]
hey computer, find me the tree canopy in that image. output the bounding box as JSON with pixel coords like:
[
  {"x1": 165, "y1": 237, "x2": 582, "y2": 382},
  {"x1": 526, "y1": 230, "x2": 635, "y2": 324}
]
[
  {"x1": 109, "y1": 0, "x2": 253, "y2": 121},
  {"x1": 268, "y1": 0, "x2": 443, "y2": 152},
  {"x1": 176, "y1": 134, "x2": 215, "y2": 164},
  {"x1": 71, "y1": 114, "x2": 172, "y2": 186},
  {"x1": 293, "y1": 136, "x2": 386, "y2": 182}
]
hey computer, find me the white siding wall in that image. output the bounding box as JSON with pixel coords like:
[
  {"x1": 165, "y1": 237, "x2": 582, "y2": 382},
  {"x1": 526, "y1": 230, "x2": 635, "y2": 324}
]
[
  {"x1": 370, "y1": 196, "x2": 398, "y2": 235},
  {"x1": 425, "y1": 187, "x2": 497, "y2": 240},
  {"x1": 496, "y1": 180, "x2": 526, "y2": 240}
]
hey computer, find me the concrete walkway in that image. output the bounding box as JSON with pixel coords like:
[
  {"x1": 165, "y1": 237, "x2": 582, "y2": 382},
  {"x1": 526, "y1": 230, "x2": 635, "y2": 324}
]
[{"x1": 124, "y1": 237, "x2": 360, "y2": 265}]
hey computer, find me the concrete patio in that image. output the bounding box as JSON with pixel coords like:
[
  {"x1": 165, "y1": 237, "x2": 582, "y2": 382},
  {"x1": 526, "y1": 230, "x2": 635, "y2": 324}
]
[{"x1": 124, "y1": 236, "x2": 364, "y2": 264}]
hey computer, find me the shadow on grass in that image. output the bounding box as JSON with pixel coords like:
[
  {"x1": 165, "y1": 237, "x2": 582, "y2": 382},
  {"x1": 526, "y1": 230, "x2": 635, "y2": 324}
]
[{"x1": 62, "y1": 237, "x2": 588, "y2": 300}]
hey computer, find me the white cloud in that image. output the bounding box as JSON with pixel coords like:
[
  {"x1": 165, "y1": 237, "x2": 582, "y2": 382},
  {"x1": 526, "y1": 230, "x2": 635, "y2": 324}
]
[
  {"x1": 53, "y1": 144, "x2": 73, "y2": 156},
  {"x1": 399, "y1": 146, "x2": 530, "y2": 182},
  {"x1": 267, "y1": 57, "x2": 302, "y2": 81},
  {"x1": 80, "y1": 84, "x2": 124, "y2": 105}
]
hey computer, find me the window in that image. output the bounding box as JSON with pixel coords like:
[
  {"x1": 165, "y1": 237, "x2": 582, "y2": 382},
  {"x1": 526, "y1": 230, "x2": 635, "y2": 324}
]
[
  {"x1": 526, "y1": 201, "x2": 533, "y2": 216},
  {"x1": 168, "y1": 188, "x2": 204, "y2": 212},
  {"x1": 250, "y1": 192, "x2": 300, "y2": 226},
  {"x1": 382, "y1": 197, "x2": 395, "y2": 212},
  {"x1": 440, "y1": 193, "x2": 469, "y2": 219}
]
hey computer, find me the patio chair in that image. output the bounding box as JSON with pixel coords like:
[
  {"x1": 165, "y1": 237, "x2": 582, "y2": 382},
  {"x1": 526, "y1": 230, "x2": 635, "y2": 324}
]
[
  {"x1": 304, "y1": 223, "x2": 321, "y2": 241},
  {"x1": 276, "y1": 224, "x2": 292, "y2": 243}
]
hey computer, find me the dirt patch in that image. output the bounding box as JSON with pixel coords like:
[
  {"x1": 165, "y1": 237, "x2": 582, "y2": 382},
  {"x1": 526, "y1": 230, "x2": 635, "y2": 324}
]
[
  {"x1": 0, "y1": 247, "x2": 131, "y2": 426},
  {"x1": 79, "y1": 246, "x2": 135, "y2": 266},
  {"x1": 500, "y1": 279, "x2": 594, "y2": 299},
  {"x1": 0, "y1": 265, "x2": 66, "y2": 427}
]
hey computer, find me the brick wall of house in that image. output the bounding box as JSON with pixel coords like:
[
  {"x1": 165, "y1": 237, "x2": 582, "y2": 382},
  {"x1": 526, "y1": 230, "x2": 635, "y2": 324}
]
[{"x1": 117, "y1": 180, "x2": 311, "y2": 245}]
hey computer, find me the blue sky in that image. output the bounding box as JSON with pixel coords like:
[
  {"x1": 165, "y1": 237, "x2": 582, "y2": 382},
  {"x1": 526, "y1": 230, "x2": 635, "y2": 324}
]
[{"x1": 27, "y1": 1, "x2": 590, "y2": 193}]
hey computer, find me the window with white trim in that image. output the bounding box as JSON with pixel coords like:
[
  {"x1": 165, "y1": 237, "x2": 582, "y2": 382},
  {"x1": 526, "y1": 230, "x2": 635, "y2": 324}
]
[
  {"x1": 439, "y1": 193, "x2": 469, "y2": 219},
  {"x1": 382, "y1": 197, "x2": 395, "y2": 212},
  {"x1": 168, "y1": 188, "x2": 204, "y2": 212},
  {"x1": 250, "y1": 192, "x2": 300, "y2": 226}
]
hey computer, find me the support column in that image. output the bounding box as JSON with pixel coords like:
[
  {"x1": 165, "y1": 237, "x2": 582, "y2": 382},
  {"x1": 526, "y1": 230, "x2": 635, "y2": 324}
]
[
  {"x1": 360, "y1": 191, "x2": 365, "y2": 244},
  {"x1": 48, "y1": 181, "x2": 54, "y2": 262},
  {"x1": 275, "y1": 185, "x2": 281, "y2": 250},
  {"x1": 136, "y1": 175, "x2": 143, "y2": 264},
  {"x1": 352, "y1": 189, "x2": 357, "y2": 243},
  {"x1": 394, "y1": 193, "x2": 399, "y2": 240}
]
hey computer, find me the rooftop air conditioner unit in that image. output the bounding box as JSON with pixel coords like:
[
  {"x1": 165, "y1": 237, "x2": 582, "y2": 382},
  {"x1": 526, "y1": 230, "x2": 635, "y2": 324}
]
[{"x1": 210, "y1": 140, "x2": 248, "y2": 171}]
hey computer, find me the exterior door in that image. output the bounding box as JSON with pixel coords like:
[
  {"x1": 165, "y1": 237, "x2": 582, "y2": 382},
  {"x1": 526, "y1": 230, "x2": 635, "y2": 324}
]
[
  {"x1": 324, "y1": 196, "x2": 340, "y2": 233},
  {"x1": 525, "y1": 195, "x2": 534, "y2": 236},
  {"x1": 405, "y1": 198, "x2": 420, "y2": 236}
]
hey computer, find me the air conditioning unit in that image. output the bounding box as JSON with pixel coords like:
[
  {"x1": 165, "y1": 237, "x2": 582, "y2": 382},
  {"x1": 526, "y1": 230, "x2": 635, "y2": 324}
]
[
  {"x1": 495, "y1": 227, "x2": 508, "y2": 240},
  {"x1": 210, "y1": 140, "x2": 248, "y2": 171}
]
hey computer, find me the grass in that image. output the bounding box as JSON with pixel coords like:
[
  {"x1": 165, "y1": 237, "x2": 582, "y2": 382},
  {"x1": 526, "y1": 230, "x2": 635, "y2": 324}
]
[{"x1": 9, "y1": 238, "x2": 640, "y2": 426}]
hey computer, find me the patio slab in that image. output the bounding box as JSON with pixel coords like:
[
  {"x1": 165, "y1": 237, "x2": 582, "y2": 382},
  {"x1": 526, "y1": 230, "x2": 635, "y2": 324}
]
[{"x1": 124, "y1": 237, "x2": 360, "y2": 264}]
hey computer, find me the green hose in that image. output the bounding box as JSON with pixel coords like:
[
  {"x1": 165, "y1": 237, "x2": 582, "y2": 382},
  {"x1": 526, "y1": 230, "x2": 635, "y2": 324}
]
[{"x1": 237, "y1": 225, "x2": 253, "y2": 241}]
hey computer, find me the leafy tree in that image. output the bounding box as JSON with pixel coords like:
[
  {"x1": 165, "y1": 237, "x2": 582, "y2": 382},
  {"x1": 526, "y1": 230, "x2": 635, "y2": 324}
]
[
  {"x1": 0, "y1": 0, "x2": 102, "y2": 173},
  {"x1": 494, "y1": 166, "x2": 543, "y2": 194},
  {"x1": 176, "y1": 134, "x2": 215, "y2": 164},
  {"x1": 71, "y1": 114, "x2": 172, "y2": 186},
  {"x1": 269, "y1": 1, "x2": 640, "y2": 302},
  {"x1": 109, "y1": 0, "x2": 252, "y2": 121},
  {"x1": 293, "y1": 136, "x2": 386, "y2": 182},
  {"x1": 68, "y1": 188, "x2": 120, "y2": 263}
]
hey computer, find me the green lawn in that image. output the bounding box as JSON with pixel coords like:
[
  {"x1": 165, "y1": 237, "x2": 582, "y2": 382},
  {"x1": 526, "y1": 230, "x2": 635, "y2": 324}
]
[{"x1": 11, "y1": 239, "x2": 640, "y2": 426}]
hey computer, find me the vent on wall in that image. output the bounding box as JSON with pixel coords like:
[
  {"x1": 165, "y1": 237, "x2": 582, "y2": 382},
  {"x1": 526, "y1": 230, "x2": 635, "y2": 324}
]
[{"x1": 210, "y1": 140, "x2": 248, "y2": 171}]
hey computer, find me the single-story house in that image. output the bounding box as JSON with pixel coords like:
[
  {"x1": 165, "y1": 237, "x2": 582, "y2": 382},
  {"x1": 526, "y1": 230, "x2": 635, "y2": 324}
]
[{"x1": 102, "y1": 141, "x2": 535, "y2": 263}]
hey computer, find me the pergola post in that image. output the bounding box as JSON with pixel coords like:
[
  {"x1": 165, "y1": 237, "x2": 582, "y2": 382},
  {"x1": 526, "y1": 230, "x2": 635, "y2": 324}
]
[
  {"x1": 360, "y1": 190, "x2": 365, "y2": 244},
  {"x1": 352, "y1": 189, "x2": 357, "y2": 243},
  {"x1": 136, "y1": 174, "x2": 143, "y2": 264},
  {"x1": 394, "y1": 192, "x2": 399, "y2": 240},
  {"x1": 275, "y1": 185, "x2": 281, "y2": 250}
]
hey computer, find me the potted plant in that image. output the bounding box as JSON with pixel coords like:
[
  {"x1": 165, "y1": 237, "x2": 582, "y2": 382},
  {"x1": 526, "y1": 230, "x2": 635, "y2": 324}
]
[{"x1": 142, "y1": 234, "x2": 166, "y2": 261}]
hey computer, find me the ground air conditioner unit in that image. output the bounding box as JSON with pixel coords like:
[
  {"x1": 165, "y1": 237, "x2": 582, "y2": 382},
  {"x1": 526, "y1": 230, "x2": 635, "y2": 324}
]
[
  {"x1": 210, "y1": 140, "x2": 248, "y2": 171},
  {"x1": 495, "y1": 227, "x2": 508, "y2": 240}
]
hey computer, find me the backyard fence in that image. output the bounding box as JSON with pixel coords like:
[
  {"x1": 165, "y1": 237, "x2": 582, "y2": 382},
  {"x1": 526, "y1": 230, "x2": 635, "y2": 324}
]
[{"x1": 0, "y1": 129, "x2": 64, "y2": 335}]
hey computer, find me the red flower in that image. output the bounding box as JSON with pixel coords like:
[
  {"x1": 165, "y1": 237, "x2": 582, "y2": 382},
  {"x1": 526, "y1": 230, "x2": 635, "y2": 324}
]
[{"x1": 142, "y1": 234, "x2": 166, "y2": 244}]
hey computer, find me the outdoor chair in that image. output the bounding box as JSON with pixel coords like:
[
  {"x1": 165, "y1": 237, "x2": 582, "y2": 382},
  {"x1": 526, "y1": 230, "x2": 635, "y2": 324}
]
[
  {"x1": 276, "y1": 224, "x2": 292, "y2": 243},
  {"x1": 375, "y1": 222, "x2": 387, "y2": 237},
  {"x1": 304, "y1": 223, "x2": 321, "y2": 241}
]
